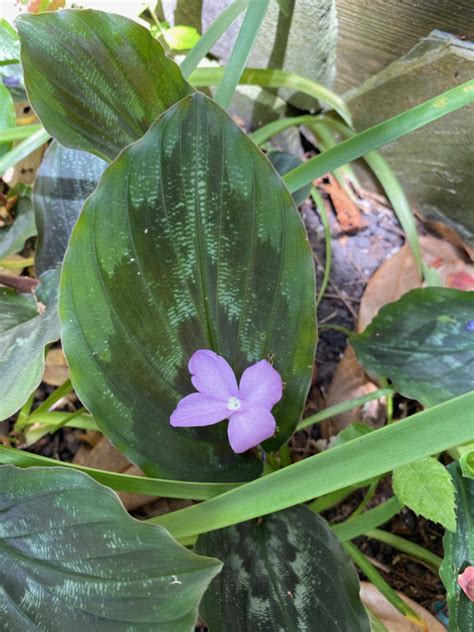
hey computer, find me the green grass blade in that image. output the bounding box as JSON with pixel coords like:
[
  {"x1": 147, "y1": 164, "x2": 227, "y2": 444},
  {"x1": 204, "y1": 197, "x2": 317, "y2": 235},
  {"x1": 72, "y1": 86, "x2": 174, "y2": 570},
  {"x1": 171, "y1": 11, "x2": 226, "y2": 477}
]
[
  {"x1": 332, "y1": 497, "x2": 402, "y2": 542},
  {"x1": 282, "y1": 80, "x2": 474, "y2": 193},
  {"x1": 214, "y1": 0, "x2": 270, "y2": 109},
  {"x1": 180, "y1": 0, "x2": 249, "y2": 79},
  {"x1": 0, "y1": 128, "x2": 50, "y2": 175},
  {"x1": 190, "y1": 67, "x2": 352, "y2": 123},
  {"x1": 311, "y1": 187, "x2": 332, "y2": 308},
  {"x1": 0, "y1": 446, "x2": 240, "y2": 500},
  {"x1": 149, "y1": 391, "x2": 474, "y2": 539},
  {"x1": 366, "y1": 529, "x2": 442, "y2": 570},
  {"x1": 0, "y1": 124, "x2": 43, "y2": 144},
  {"x1": 249, "y1": 114, "x2": 321, "y2": 145}
]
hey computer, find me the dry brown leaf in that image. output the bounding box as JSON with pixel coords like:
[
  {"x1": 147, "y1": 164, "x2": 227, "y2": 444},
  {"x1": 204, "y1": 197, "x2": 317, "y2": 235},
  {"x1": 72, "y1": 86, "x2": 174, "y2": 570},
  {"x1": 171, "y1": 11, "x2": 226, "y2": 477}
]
[
  {"x1": 73, "y1": 437, "x2": 151, "y2": 510},
  {"x1": 43, "y1": 348, "x2": 69, "y2": 386},
  {"x1": 323, "y1": 346, "x2": 385, "y2": 435},
  {"x1": 322, "y1": 173, "x2": 366, "y2": 233},
  {"x1": 358, "y1": 234, "x2": 474, "y2": 331},
  {"x1": 360, "y1": 582, "x2": 446, "y2": 632}
]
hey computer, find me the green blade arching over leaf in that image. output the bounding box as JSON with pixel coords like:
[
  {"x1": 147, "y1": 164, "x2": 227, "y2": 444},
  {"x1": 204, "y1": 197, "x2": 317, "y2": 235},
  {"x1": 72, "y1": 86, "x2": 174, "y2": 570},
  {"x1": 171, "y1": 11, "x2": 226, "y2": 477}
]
[
  {"x1": 0, "y1": 81, "x2": 16, "y2": 159},
  {"x1": 0, "y1": 268, "x2": 60, "y2": 421},
  {"x1": 33, "y1": 140, "x2": 106, "y2": 275},
  {"x1": 440, "y1": 464, "x2": 474, "y2": 632},
  {"x1": 16, "y1": 9, "x2": 194, "y2": 160},
  {"x1": 392, "y1": 457, "x2": 456, "y2": 532},
  {"x1": 60, "y1": 93, "x2": 316, "y2": 482},
  {"x1": 350, "y1": 288, "x2": 474, "y2": 407},
  {"x1": 0, "y1": 465, "x2": 222, "y2": 631},
  {"x1": 195, "y1": 505, "x2": 370, "y2": 631},
  {"x1": 267, "y1": 150, "x2": 311, "y2": 206}
]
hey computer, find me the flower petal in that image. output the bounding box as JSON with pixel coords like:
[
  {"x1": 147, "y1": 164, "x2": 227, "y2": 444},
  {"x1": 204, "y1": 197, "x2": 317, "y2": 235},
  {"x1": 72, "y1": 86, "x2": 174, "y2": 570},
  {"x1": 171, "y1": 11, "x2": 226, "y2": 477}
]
[
  {"x1": 239, "y1": 360, "x2": 282, "y2": 409},
  {"x1": 458, "y1": 566, "x2": 474, "y2": 602},
  {"x1": 188, "y1": 349, "x2": 238, "y2": 398},
  {"x1": 227, "y1": 407, "x2": 276, "y2": 453},
  {"x1": 170, "y1": 392, "x2": 229, "y2": 427}
]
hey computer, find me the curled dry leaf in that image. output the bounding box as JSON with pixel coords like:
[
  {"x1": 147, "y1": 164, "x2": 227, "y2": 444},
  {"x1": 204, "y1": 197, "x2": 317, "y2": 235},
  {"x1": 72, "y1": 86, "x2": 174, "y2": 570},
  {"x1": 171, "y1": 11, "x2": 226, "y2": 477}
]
[
  {"x1": 73, "y1": 436, "x2": 150, "y2": 511},
  {"x1": 320, "y1": 173, "x2": 366, "y2": 234},
  {"x1": 360, "y1": 582, "x2": 446, "y2": 632}
]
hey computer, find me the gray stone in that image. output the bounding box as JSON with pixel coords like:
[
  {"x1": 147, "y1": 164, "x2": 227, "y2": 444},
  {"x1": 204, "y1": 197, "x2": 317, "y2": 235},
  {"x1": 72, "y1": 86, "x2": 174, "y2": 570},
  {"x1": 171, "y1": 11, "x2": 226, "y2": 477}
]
[{"x1": 345, "y1": 31, "x2": 474, "y2": 249}]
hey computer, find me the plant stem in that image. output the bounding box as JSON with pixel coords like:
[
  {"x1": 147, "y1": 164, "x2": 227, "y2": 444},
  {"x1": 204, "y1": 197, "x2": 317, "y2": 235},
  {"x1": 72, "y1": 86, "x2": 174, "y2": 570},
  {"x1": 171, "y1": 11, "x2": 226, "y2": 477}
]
[
  {"x1": 366, "y1": 529, "x2": 442, "y2": 571},
  {"x1": 311, "y1": 187, "x2": 332, "y2": 308},
  {"x1": 214, "y1": 0, "x2": 270, "y2": 109},
  {"x1": 350, "y1": 478, "x2": 380, "y2": 519},
  {"x1": 343, "y1": 542, "x2": 424, "y2": 626}
]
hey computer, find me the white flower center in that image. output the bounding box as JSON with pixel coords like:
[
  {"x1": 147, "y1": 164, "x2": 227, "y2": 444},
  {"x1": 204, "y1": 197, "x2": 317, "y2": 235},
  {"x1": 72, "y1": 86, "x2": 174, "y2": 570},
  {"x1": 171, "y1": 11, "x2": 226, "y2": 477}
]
[{"x1": 227, "y1": 396, "x2": 241, "y2": 411}]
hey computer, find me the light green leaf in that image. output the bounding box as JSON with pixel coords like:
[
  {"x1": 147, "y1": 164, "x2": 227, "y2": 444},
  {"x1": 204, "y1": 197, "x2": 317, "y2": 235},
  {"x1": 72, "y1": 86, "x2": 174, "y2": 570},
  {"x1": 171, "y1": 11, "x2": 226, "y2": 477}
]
[
  {"x1": 392, "y1": 457, "x2": 456, "y2": 531},
  {"x1": 60, "y1": 93, "x2": 316, "y2": 482},
  {"x1": 0, "y1": 188, "x2": 36, "y2": 260},
  {"x1": 161, "y1": 25, "x2": 201, "y2": 51},
  {"x1": 195, "y1": 505, "x2": 370, "y2": 631},
  {"x1": 440, "y1": 463, "x2": 474, "y2": 632},
  {"x1": 17, "y1": 9, "x2": 194, "y2": 160},
  {"x1": 0, "y1": 268, "x2": 60, "y2": 421},
  {"x1": 0, "y1": 18, "x2": 20, "y2": 65},
  {"x1": 351, "y1": 288, "x2": 474, "y2": 407},
  {"x1": 333, "y1": 422, "x2": 373, "y2": 447},
  {"x1": 0, "y1": 465, "x2": 222, "y2": 631},
  {"x1": 460, "y1": 450, "x2": 474, "y2": 479},
  {"x1": 33, "y1": 140, "x2": 106, "y2": 275}
]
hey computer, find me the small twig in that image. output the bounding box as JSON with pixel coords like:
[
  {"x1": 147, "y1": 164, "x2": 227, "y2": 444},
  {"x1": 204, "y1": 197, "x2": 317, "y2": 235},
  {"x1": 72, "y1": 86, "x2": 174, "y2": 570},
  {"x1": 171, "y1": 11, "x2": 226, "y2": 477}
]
[{"x1": 0, "y1": 273, "x2": 39, "y2": 294}]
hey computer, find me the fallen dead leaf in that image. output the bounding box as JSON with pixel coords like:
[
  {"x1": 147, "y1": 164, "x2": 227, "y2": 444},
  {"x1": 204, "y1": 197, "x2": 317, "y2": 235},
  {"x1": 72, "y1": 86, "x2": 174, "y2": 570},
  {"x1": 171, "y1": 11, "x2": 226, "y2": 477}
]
[
  {"x1": 43, "y1": 348, "x2": 69, "y2": 386},
  {"x1": 360, "y1": 582, "x2": 446, "y2": 631},
  {"x1": 74, "y1": 437, "x2": 151, "y2": 511},
  {"x1": 323, "y1": 346, "x2": 385, "y2": 435},
  {"x1": 320, "y1": 173, "x2": 366, "y2": 233}
]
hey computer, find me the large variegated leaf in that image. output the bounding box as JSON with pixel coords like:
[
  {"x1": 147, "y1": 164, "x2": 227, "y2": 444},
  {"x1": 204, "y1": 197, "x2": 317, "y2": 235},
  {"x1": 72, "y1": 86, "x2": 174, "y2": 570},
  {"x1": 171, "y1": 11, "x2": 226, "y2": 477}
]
[
  {"x1": 351, "y1": 288, "x2": 474, "y2": 407},
  {"x1": 16, "y1": 9, "x2": 193, "y2": 160},
  {"x1": 0, "y1": 465, "x2": 222, "y2": 631},
  {"x1": 0, "y1": 268, "x2": 60, "y2": 420},
  {"x1": 34, "y1": 140, "x2": 106, "y2": 275},
  {"x1": 195, "y1": 505, "x2": 370, "y2": 631},
  {"x1": 440, "y1": 464, "x2": 474, "y2": 632},
  {"x1": 60, "y1": 93, "x2": 316, "y2": 482}
]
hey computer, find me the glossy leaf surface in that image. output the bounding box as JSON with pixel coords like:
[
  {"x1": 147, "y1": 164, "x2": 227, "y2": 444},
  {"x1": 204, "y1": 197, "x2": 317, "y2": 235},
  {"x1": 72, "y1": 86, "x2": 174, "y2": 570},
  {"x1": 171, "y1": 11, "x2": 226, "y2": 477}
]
[
  {"x1": 60, "y1": 93, "x2": 316, "y2": 481},
  {"x1": 33, "y1": 140, "x2": 106, "y2": 275},
  {"x1": 440, "y1": 464, "x2": 474, "y2": 632},
  {"x1": 0, "y1": 268, "x2": 60, "y2": 420},
  {"x1": 195, "y1": 504, "x2": 370, "y2": 631},
  {"x1": 17, "y1": 9, "x2": 193, "y2": 160},
  {"x1": 351, "y1": 288, "x2": 474, "y2": 406},
  {"x1": 0, "y1": 465, "x2": 222, "y2": 631},
  {"x1": 392, "y1": 457, "x2": 456, "y2": 531}
]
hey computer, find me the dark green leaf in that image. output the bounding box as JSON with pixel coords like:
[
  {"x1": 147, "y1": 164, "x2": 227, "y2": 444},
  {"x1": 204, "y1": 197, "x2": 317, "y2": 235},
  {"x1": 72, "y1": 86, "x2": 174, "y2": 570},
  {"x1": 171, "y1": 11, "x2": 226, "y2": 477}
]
[
  {"x1": 33, "y1": 140, "x2": 106, "y2": 275},
  {"x1": 392, "y1": 457, "x2": 456, "y2": 531},
  {"x1": 60, "y1": 93, "x2": 316, "y2": 481},
  {"x1": 0, "y1": 268, "x2": 60, "y2": 420},
  {"x1": 351, "y1": 288, "x2": 474, "y2": 406},
  {"x1": 17, "y1": 9, "x2": 194, "y2": 160},
  {"x1": 195, "y1": 504, "x2": 370, "y2": 631},
  {"x1": 267, "y1": 150, "x2": 312, "y2": 206},
  {"x1": 0, "y1": 465, "x2": 222, "y2": 631},
  {"x1": 274, "y1": 0, "x2": 292, "y2": 17},
  {"x1": 440, "y1": 464, "x2": 474, "y2": 632},
  {"x1": 0, "y1": 189, "x2": 36, "y2": 259}
]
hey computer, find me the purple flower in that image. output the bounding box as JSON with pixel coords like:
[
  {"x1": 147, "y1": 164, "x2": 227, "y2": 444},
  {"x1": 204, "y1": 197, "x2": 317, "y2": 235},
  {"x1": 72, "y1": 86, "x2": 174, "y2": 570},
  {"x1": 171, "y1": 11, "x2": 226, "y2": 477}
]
[{"x1": 170, "y1": 349, "x2": 283, "y2": 453}]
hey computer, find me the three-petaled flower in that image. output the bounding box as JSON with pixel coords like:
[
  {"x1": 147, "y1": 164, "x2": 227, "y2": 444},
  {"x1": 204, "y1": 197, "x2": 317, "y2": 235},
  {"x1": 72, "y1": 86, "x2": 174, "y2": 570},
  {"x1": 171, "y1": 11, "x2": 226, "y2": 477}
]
[{"x1": 170, "y1": 349, "x2": 283, "y2": 453}]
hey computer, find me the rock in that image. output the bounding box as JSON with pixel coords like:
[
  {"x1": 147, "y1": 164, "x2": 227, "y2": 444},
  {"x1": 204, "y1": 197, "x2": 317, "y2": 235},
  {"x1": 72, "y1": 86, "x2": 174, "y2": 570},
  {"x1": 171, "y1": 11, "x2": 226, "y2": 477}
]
[{"x1": 345, "y1": 31, "x2": 474, "y2": 250}]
